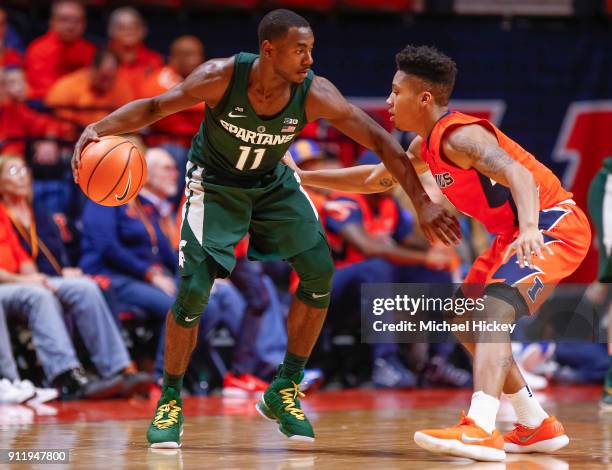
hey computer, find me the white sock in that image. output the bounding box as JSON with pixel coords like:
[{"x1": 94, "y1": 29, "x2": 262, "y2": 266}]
[
  {"x1": 467, "y1": 391, "x2": 499, "y2": 434},
  {"x1": 506, "y1": 385, "x2": 549, "y2": 428}
]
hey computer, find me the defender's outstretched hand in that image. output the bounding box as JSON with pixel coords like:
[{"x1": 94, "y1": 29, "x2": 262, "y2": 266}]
[
  {"x1": 72, "y1": 125, "x2": 100, "y2": 183},
  {"x1": 417, "y1": 201, "x2": 462, "y2": 246}
]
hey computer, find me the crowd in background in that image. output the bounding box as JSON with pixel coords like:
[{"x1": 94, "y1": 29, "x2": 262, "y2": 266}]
[{"x1": 0, "y1": 1, "x2": 609, "y2": 405}]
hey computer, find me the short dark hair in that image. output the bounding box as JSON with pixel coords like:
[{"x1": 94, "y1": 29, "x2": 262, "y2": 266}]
[
  {"x1": 395, "y1": 45, "x2": 457, "y2": 105},
  {"x1": 92, "y1": 48, "x2": 119, "y2": 69},
  {"x1": 258, "y1": 9, "x2": 310, "y2": 45}
]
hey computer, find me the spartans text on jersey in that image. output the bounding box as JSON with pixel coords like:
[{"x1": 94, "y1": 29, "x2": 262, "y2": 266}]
[{"x1": 220, "y1": 119, "x2": 296, "y2": 146}]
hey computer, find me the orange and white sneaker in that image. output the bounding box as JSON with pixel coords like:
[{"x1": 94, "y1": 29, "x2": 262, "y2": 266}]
[
  {"x1": 503, "y1": 416, "x2": 569, "y2": 453},
  {"x1": 414, "y1": 411, "x2": 506, "y2": 462}
]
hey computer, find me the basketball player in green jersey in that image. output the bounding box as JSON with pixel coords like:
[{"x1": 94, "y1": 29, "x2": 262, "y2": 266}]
[{"x1": 72, "y1": 9, "x2": 461, "y2": 447}]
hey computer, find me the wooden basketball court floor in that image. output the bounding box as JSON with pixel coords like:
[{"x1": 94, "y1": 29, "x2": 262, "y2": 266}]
[{"x1": 1, "y1": 386, "x2": 610, "y2": 469}]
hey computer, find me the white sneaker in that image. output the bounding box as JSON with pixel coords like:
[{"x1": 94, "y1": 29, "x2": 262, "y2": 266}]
[
  {"x1": 0, "y1": 379, "x2": 32, "y2": 404},
  {"x1": 13, "y1": 380, "x2": 58, "y2": 404}
]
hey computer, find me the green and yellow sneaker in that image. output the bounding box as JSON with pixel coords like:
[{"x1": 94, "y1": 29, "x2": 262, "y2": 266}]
[
  {"x1": 147, "y1": 387, "x2": 184, "y2": 448},
  {"x1": 255, "y1": 370, "x2": 314, "y2": 442}
]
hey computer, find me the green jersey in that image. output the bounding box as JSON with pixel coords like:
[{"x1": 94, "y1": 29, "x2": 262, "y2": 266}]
[{"x1": 188, "y1": 52, "x2": 313, "y2": 184}]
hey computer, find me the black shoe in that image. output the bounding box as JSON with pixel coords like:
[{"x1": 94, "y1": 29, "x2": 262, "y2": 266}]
[
  {"x1": 82, "y1": 374, "x2": 125, "y2": 400},
  {"x1": 53, "y1": 368, "x2": 125, "y2": 400},
  {"x1": 120, "y1": 372, "x2": 152, "y2": 398},
  {"x1": 53, "y1": 368, "x2": 89, "y2": 400}
]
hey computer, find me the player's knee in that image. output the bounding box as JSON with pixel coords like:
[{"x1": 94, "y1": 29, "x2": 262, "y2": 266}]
[
  {"x1": 172, "y1": 260, "x2": 215, "y2": 328},
  {"x1": 294, "y1": 241, "x2": 335, "y2": 309}
]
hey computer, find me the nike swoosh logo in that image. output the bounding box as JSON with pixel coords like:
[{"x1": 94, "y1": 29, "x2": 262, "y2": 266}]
[
  {"x1": 228, "y1": 112, "x2": 247, "y2": 118},
  {"x1": 461, "y1": 433, "x2": 490, "y2": 443},
  {"x1": 115, "y1": 171, "x2": 132, "y2": 201},
  {"x1": 519, "y1": 428, "x2": 541, "y2": 442},
  {"x1": 312, "y1": 293, "x2": 329, "y2": 299},
  {"x1": 184, "y1": 316, "x2": 196, "y2": 322}
]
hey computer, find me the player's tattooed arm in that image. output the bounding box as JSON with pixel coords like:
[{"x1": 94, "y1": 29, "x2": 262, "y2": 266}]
[
  {"x1": 443, "y1": 125, "x2": 548, "y2": 268},
  {"x1": 305, "y1": 76, "x2": 461, "y2": 245},
  {"x1": 442, "y1": 125, "x2": 517, "y2": 186}
]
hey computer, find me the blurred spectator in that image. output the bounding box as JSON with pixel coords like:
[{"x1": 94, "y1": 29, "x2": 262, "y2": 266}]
[
  {"x1": 0, "y1": 155, "x2": 150, "y2": 399},
  {"x1": 45, "y1": 49, "x2": 134, "y2": 130},
  {"x1": 319, "y1": 151, "x2": 469, "y2": 389},
  {"x1": 108, "y1": 7, "x2": 163, "y2": 95},
  {"x1": 24, "y1": 0, "x2": 95, "y2": 101},
  {"x1": 0, "y1": 8, "x2": 22, "y2": 68},
  {"x1": 79, "y1": 147, "x2": 179, "y2": 325},
  {"x1": 0, "y1": 67, "x2": 61, "y2": 163},
  {"x1": 140, "y1": 35, "x2": 205, "y2": 197},
  {"x1": 0, "y1": 158, "x2": 136, "y2": 400},
  {"x1": 4, "y1": 67, "x2": 26, "y2": 102}
]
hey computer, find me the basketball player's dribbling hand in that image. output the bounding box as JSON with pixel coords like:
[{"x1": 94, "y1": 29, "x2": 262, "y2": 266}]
[
  {"x1": 72, "y1": 125, "x2": 100, "y2": 183},
  {"x1": 504, "y1": 226, "x2": 554, "y2": 269},
  {"x1": 417, "y1": 201, "x2": 461, "y2": 246}
]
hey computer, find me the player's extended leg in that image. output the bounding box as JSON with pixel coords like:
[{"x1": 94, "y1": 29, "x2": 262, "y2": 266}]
[
  {"x1": 414, "y1": 287, "x2": 567, "y2": 460},
  {"x1": 147, "y1": 256, "x2": 219, "y2": 448},
  {"x1": 414, "y1": 294, "x2": 514, "y2": 461},
  {"x1": 256, "y1": 236, "x2": 334, "y2": 441}
]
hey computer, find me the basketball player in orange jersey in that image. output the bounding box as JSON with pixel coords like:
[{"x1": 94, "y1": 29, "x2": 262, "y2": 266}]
[{"x1": 290, "y1": 45, "x2": 591, "y2": 461}]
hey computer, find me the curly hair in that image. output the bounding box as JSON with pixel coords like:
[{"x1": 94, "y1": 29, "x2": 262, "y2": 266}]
[
  {"x1": 395, "y1": 45, "x2": 457, "y2": 105},
  {"x1": 258, "y1": 9, "x2": 310, "y2": 45}
]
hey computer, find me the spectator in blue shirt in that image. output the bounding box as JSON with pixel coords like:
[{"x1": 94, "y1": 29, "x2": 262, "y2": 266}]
[{"x1": 80, "y1": 147, "x2": 179, "y2": 324}]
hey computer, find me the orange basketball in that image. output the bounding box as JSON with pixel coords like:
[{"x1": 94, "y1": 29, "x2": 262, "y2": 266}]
[{"x1": 78, "y1": 136, "x2": 147, "y2": 207}]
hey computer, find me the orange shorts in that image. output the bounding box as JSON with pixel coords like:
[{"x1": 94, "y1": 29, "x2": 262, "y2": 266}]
[{"x1": 463, "y1": 200, "x2": 591, "y2": 314}]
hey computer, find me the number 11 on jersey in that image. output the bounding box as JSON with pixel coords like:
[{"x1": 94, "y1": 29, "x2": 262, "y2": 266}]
[{"x1": 236, "y1": 146, "x2": 266, "y2": 171}]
